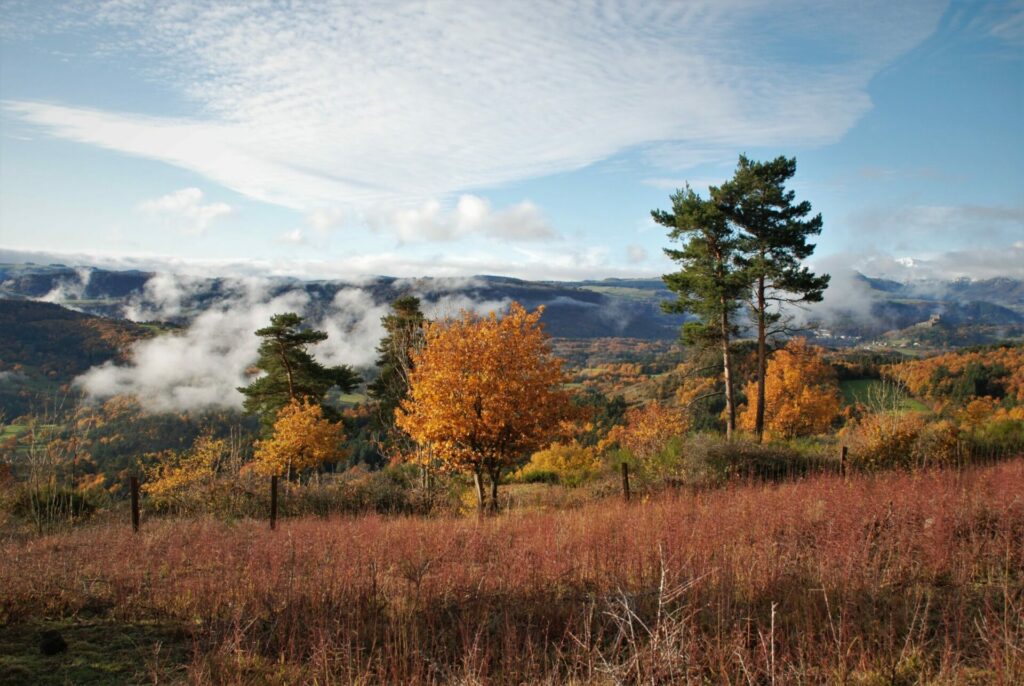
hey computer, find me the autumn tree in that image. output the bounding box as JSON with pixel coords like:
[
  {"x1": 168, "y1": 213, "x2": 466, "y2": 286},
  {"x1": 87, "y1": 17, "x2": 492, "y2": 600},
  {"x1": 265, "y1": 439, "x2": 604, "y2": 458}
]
[
  {"x1": 603, "y1": 401, "x2": 688, "y2": 461},
  {"x1": 238, "y1": 312, "x2": 360, "y2": 431},
  {"x1": 717, "y1": 155, "x2": 830, "y2": 442},
  {"x1": 367, "y1": 295, "x2": 425, "y2": 452},
  {"x1": 250, "y1": 398, "x2": 347, "y2": 479},
  {"x1": 396, "y1": 302, "x2": 572, "y2": 512},
  {"x1": 737, "y1": 338, "x2": 840, "y2": 439},
  {"x1": 655, "y1": 186, "x2": 746, "y2": 438},
  {"x1": 143, "y1": 433, "x2": 231, "y2": 512}
]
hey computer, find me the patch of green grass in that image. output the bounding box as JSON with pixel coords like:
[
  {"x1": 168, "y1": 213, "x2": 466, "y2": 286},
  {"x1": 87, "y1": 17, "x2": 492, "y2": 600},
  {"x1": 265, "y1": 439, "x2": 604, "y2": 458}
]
[
  {"x1": 0, "y1": 619, "x2": 191, "y2": 685},
  {"x1": 840, "y1": 378, "x2": 929, "y2": 412},
  {"x1": 0, "y1": 424, "x2": 26, "y2": 438}
]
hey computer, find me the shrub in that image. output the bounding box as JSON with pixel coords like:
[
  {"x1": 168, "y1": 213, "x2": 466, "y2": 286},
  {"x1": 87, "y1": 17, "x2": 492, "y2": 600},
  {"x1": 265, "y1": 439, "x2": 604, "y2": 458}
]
[
  {"x1": 517, "y1": 442, "x2": 602, "y2": 487},
  {"x1": 625, "y1": 433, "x2": 830, "y2": 490},
  {"x1": 519, "y1": 469, "x2": 560, "y2": 485},
  {"x1": 9, "y1": 486, "x2": 97, "y2": 528},
  {"x1": 965, "y1": 417, "x2": 1024, "y2": 457},
  {"x1": 295, "y1": 464, "x2": 463, "y2": 518},
  {"x1": 845, "y1": 413, "x2": 965, "y2": 471}
]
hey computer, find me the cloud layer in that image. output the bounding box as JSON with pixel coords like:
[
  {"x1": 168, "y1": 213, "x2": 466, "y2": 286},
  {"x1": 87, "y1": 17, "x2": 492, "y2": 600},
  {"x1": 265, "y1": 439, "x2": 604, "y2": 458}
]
[{"x1": 5, "y1": 0, "x2": 945, "y2": 219}]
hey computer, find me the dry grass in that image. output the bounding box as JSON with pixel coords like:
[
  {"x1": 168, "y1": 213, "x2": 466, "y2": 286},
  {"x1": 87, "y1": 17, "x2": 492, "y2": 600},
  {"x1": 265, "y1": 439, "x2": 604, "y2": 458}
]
[{"x1": 2, "y1": 461, "x2": 1023, "y2": 684}]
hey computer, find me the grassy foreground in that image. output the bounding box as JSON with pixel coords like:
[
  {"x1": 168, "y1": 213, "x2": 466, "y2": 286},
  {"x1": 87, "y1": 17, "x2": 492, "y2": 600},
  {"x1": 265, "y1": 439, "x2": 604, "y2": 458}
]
[{"x1": 2, "y1": 461, "x2": 1023, "y2": 685}]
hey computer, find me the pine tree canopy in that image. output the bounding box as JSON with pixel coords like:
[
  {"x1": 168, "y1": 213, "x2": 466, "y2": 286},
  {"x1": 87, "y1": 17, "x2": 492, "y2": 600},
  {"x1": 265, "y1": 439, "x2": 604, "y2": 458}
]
[{"x1": 238, "y1": 312, "x2": 360, "y2": 430}]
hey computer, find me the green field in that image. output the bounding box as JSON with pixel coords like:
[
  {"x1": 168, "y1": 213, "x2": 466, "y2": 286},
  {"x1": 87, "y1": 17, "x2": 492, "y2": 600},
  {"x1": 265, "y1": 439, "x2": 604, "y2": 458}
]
[{"x1": 840, "y1": 378, "x2": 929, "y2": 412}]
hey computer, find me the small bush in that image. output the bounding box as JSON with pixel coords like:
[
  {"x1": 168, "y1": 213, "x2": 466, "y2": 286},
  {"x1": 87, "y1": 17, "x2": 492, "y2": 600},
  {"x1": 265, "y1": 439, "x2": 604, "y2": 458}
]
[
  {"x1": 519, "y1": 469, "x2": 559, "y2": 485},
  {"x1": 293, "y1": 464, "x2": 463, "y2": 518},
  {"x1": 9, "y1": 486, "x2": 97, "y2": 527},
  {"x1": 845, "y1": 413, "x2": 925, "y2": 471},
  {"x1": 517, "y1": 442, "x2": 602, "y2": 487},
  {"x1": 623, "y1": 433, "x2": 830, "y2": 490}
]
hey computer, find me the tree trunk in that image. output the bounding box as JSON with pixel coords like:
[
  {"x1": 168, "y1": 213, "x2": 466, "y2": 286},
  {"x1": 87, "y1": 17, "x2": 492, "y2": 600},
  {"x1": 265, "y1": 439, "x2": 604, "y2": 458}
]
[
  {"x1": 720, "y1": 304, "x2": 736, "y2": 439},
  {"x1": 488, "y1": 466, "x2": 501, "y2": 513},
  {"x1": 277, "y1": 339, "x2": 296, "y2": 402},
  {"x1": 755, "y1": 275, "x2": 767, "y2": 443},
  {"x1": 473, "y1": 469, "x2": 486, "y2": 514}
]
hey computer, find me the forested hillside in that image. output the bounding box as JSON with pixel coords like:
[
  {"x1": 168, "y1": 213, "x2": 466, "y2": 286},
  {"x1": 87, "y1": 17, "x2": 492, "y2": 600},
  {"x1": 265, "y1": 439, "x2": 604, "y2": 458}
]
[{"x1": 0, "y1": 300, "x2": 154, "y2": 417}]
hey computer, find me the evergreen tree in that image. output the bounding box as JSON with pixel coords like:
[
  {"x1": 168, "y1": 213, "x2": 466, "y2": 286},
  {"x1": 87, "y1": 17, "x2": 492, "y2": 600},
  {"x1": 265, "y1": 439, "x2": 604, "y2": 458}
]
[
  {"x1": 367, "y1": 295, "x2": 425, "y2": 442},
  {"x1": 716, "y1": 155, "x2": 830, "y2": 442},
  {"x1": 654, "y1": 186, "x2": 746, "y2": 438},
  {"x1": 238, "y1": 312, "x2": 360, "y2": 431}
]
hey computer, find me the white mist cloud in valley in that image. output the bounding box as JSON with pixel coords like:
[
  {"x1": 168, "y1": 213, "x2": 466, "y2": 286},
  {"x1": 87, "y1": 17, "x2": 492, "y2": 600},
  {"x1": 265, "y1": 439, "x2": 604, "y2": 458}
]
[
  {"x1": 76, "y1": 280, "x2": 312, "y2": 411},
  {"x1": 73, "y1": 272, "x2": 516, "y2": 411},
  {"x1": 37, "y1": 267, "x2": 93, "y2": 308}
]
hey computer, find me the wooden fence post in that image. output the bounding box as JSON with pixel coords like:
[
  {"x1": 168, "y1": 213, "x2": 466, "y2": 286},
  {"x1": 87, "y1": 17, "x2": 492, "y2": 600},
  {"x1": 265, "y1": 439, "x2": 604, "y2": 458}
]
[
  {"x1": 270, "y1": 475, "x2": 278, "y2": 530},
  {"x1": 130, "y1": 476, "x2": 140, "y2": 533},
  {"x1": 840, "y1": 445, "x2": 848, "y2": 479},
  {"x1": 621, "y1": 462, "x2": 631, "y2": 503}
]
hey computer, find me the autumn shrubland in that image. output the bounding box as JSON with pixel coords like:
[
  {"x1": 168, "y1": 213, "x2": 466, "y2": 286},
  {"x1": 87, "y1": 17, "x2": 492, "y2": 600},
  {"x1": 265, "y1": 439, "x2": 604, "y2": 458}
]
[{"x1": 1, "y1": 460, "x2": 1022, "y2": 684}]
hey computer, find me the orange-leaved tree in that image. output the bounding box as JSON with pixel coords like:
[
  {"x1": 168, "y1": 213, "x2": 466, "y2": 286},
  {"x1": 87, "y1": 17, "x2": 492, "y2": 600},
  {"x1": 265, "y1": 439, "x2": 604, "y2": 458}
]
[
  {"x1": 396, "y1": 302, "x2": 572, "y2": 512},
  {"x1": 250, "y1": 398, "x2": 347, "y2": 479},
  {"x1": 603, "y1": 401, "x2": 688, "y2": 462},
  {"x1": 738, "y1": 338, "x2": 840, "y2": 439}
]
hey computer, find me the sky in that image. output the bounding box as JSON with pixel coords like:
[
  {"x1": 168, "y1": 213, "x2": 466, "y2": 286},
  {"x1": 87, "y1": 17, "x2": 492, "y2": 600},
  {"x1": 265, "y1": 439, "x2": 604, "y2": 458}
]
[{"x1": 0, "y1": 0, "x2": 1022, "y2": 282}]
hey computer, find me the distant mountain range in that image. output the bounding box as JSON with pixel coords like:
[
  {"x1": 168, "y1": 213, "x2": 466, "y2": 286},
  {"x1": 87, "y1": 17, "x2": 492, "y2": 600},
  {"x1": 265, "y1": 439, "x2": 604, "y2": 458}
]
[{"x1": 1, "y1": 262, "x2": 1022, "y2": 345}]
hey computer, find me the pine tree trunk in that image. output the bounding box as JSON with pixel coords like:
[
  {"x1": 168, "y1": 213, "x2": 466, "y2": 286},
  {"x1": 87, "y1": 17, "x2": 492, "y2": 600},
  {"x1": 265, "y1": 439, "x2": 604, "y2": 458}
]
[
  {"x1": 277, "y1": 339, "x2": 296, "y2": 402},
  {"x1": 755, "y1": 275, "x2": 767, "y2": 443},
  {"x1": 720, "y1": 304, "x2": 736, "y2": 439}
]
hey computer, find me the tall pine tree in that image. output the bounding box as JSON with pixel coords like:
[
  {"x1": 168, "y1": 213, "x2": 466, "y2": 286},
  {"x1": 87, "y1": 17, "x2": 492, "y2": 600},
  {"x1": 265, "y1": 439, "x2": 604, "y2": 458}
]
[
  {"x1": 238, "y1": 312, "x2": 360, "y2": 431},
  {"x1": 655, "y1": 186, "x2": 747, "y2": 438},
  {"x1": 367, "y1": 295, "x2": 425, "y2": 447},
  {"x1": 716, "y1": 156, "x2": 829, "y2": 442}
]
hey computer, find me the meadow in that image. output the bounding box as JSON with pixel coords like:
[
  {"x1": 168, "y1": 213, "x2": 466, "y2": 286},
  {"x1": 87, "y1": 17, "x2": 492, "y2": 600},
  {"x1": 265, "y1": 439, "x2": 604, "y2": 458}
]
[{"x1": 2, "y1": 460, "x2": 1022, "y2": 685}]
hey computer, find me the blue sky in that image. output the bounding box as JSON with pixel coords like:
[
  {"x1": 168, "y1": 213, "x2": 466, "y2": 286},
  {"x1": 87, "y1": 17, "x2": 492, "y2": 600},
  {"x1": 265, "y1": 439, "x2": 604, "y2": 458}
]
[{"x1": 0, "y1": 0, "x2": 1021, "y2": 281}]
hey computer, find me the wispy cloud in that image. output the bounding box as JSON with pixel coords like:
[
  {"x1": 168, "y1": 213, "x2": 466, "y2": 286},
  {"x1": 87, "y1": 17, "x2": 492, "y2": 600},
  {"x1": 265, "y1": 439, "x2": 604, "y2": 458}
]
[
  {"x1": 137, "y1": 187, "x2": 231, "y2": 234},
  {"x1": 848, "y1": 203, "x2": 1024, "y2": 248},
  {"x1": 366, "y1": 195, "x2": 557, "y2": 243},
  {"x1": 4, "y1": 0, "x2": 945, "y2": 219}
]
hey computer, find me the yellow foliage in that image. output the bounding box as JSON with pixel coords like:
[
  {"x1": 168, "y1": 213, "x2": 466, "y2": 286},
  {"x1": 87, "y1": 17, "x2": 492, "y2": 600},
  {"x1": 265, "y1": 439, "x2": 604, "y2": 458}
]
[
  {"x1": 675, "y1": 360, "x2": 718, "y2": 409},
  {"x1": 250, "y1": 399, "x2": 347, "y2": 477},
  {"x1": 603, "y1": 401, "x2": 687, "y2": 461},
  {"x1": 143, "y1": 433, "x2": 226, "y2": 505},
  {"x1": 844, "y1": 412, "x2": 960, "y2": 471},
  {"x1": 737, "y1": 338, "x2": 841, "y2": 439},
  {"x1": 396, "y1": 302, "x2": 572, "y2": 482},
  {"x1": 518, "y1": 441, "x2": 601, "y2": 484},
  {"x1": 958, "y1": 396, "x2": 999, "y2": 430}
]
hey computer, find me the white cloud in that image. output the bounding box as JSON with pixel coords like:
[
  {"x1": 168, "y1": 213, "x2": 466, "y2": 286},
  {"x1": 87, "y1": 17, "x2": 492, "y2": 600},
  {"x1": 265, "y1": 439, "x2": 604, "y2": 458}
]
[
  {"x1": 627, "y1": 244, "x2": 648, "y2": 264},
  {"x1": 0, "y1": 244, "x2": 657, "y2": 282},
  {"x1": 138, "y1": 187, "x2": 231, "y2": 234},
  {"x1": 366, "y1": 195, "x2": 556, "y2": 243},
  {"x1": 36, "y1": 266, "x2": 93, "y2": 307},
  {"x1": 279, "y1": 228, "x2": 305, "y2": 244},
  {"x1": 5, "y1": 0, "x2": 945, "y2": 213}
]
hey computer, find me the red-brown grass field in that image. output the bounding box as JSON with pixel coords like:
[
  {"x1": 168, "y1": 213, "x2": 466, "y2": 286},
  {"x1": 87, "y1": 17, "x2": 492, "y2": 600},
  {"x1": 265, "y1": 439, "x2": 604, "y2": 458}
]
[{"x1": 2, "y1": 461, "x2": 1023, "y2": 684}]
